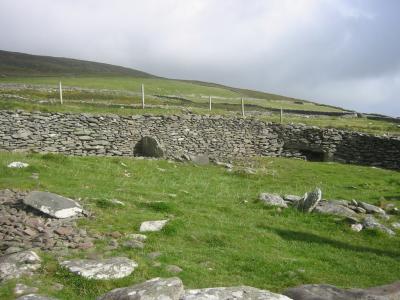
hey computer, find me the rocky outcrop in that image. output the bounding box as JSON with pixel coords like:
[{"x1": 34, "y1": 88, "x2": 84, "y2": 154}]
[{"x1": 0, "y1": 110, "x2": 399, "y2": 169}]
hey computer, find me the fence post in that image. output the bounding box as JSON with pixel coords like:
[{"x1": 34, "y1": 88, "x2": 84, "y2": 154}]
[
  {"x1": 141, "y1": 84, "x2": 145, "y2": 109},
  {"x1": 241, "y1": 97, "x2": 245, "y2": 117},
  {"x1": 280, "y1": 107, "x2": 283, "y2": 124},
  {"x1": 209, "y1": 96, "x2": 212, "y2": 111},
  {"x1": 59, "y1": 81, "x2": 63, "y2": 105}
]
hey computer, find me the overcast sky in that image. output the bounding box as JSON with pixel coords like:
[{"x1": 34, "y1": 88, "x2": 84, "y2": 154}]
[{"x1": 1, "y1": 0, "x2": 399, "y2": 116}]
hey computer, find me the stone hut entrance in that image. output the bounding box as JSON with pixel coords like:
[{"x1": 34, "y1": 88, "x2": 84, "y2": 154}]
[{"x1": 133, "y1": 136, "x2": 165, "y2": 158}]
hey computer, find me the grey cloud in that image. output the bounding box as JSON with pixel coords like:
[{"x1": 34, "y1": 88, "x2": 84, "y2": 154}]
[{"x1": 0, "y1": 0, "x2": 399, "y2": 116}]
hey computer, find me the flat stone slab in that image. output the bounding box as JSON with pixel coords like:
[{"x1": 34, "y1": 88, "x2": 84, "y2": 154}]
[
  {"x1": 314, "y1": 201, "x2": 359, "y2": 220},
  {"x1": 8, "y1": 161, "x2": 29, "y2": 168},
  {"x1": 183, "y1": 286, "x2": 292, "y2": 300},
  {"x1": 140, "y1": 220, "x2": 168, "y2": 232},
  {"x1": 97, "y1": 277, "x2": 184, "y2": 300},
  {"x1": 16, "y1": 295, "x2": 58, "y2": 300},
  {"x1": 23, "y1": 191, "x2": 83, "y2": 219},
  {"x1": 284, "y1": 281, "x2": 400, "y2": 300},
  {"x1": 359, "y1": 202, "x2": 386, "y2": 215},
  {"x1": 61, "y1": 257, "x2": 138, "y2": 280},
  {"x1": 0, "y1": 251, "x2": 41, "y2": 282},
  {"x1": 259, "y1": 193, "x2": 288, "y2": 208}
]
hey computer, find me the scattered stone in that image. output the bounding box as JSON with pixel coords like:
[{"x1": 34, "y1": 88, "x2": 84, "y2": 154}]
[
  {"x1": 110, "y1": 231, "x2": 122, "y2": 238},
  {"x1": 14, "y1": 284, "x2": 39, "y2": 296},
  {"x1": 126, "y1": 233, "x2": 147, "y2": 242},
  {"x1": 296, "y1": 188, "x2": 322, "y2": 212},
  {"x1": 392, "y1": 222, "x2": 400, "y2": 229},
  {"x1": 189, "y1": 154, "x2": 209, "y2": 165},
  {"x1": 243, "y1": 167, "x2": 257, "y2": 175},
  {"x1": 363, "y1": 215, "x2": 395, "y2": 236},
  {"x1": 8, "y1": 162, "x2": 29, "y2": 168},
  {"x1": 54, "y1": 227, "x2": 74, "y2": 236},
  {"x1": 283, "y1": 195, "x2": 302, "y2": 203},
  {"x1": 166, "y1": 265, "x2": 183, "y2": 274},
  {"x1": 140, "y1": 220, "x2": 168, "y2": 232},
  {"x1": 122, "y1": 240, "x2": 144, "y2": 249},
  {"x1": 359, "y1": 202, "x2": 386, "y2": 215},
  {"x1": 351, "y1": 223, "x2": 363, "y2": 232},
  {"x1": 259, "y1": 193, "x2": 288, "y2": 208},
  {"x1": 51, "y1": 283, "x2": 64, "y2": 291},
  {"x1": 314, "y1": 201, "x2": 359, "y2": 220},
  {"x1": 109, "y1": 199, "x2": 125, "y2": 206},
  {"x1": 61, "y1": 257, "x2": 138, "y2": 280},
  {"x1": 284, "y1": 281, "x2": 400, "y2": 300},
  {"x1": 23, "y1": 191, "x2": 83, "y2": 219},
  {"x1": 16, "y1": 295, "x2": 58, "y2": 300},
  {"x1": 97, "y1": 277, "x2": 184, "y2": 300},
  {"x1": 148, "y1": 251, "x2": 162, "y2": 260},
  {"x1": 184, "y1": 286, "x2": 291, "y2": 300},
  {"x1": 0, "y1": 251, "x2": 41, "y2": 282}
]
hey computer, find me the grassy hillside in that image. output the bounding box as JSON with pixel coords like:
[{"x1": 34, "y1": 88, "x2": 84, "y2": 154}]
[
  {"x1": 0, "y1": 50, "x2": 155, "y2": 77},
  {"x1": 0, "y1": 152, "x2": 399, "y2": 300}
]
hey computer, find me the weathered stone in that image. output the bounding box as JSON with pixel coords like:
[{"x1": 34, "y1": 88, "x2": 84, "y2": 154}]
[
  {"x1": 259, "y1": 193, "x2": 288, "y2": 208},
  {"x1": 184, "y1": 286, "x2": 292, "y2": 300},
  {"x1": 166, "y1": 265, "x2": 183, "y2": 274},
  {"x1": 0, "y1": 251, "x2": 41, "y2": 282},
  {"x1": 363, "y1": 215, "x2": 395, "y2": 236},
  {"x1": 392, "y1": 222, "x2": 400, "y2": 229},
  {"x1": 283, "y1": 195, "x2": 302, "y2": 203},
  {"x1": 97, "y1": 277, "x2": 184, "y2": 300},
  {"x1": 61, "y1": 257, "x2": 137, "y2": 280},
  {"x1": 284, "y1": 281, "x2": 400, "y2": 300},
  {"x1": 351, "y1": 223, "x2": 363, "y2": 232},
  {"x1": 148, "y1": 252, "x2": 162, "y2": 260},
  {"x1": 296, "y1": 188, "x2": 322, "y2": 212},
  {"x1": 23, "y1": 191, "x2": 83, "y2": 219},
  {"x1": 189, "y1": 154, "x2": 210, "y2": 165},
  {"x1": 14, "y1": 284, "x2": 39, "y2": 296},
  {"x1": 16, "y1": 295, "x2": 58, "y2": 300},
  {"x1": 122, "y1": 240, "x2": 144, "y2": 249},
  {"x1": 139, "y1": 220, "x2": 168, "y2": 232},
  {"x1": 126, "y1": 233, "x2": 147, "y2": 242},
  {"x1": 7, "y1": 161, "x2": 29, "y2": 168},
  {"x1": 314, "y1": 201, "x2": 359, "y2": 220},
  {"x1": 359, "y1": 202, "x2": 386, "y2": 215}
]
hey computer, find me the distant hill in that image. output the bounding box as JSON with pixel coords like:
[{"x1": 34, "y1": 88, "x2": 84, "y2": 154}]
[{"x1": 0, "y1": 50, "x2": 155, "y2": 77}]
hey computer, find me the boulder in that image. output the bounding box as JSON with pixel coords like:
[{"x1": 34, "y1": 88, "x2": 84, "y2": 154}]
[
  {"x1": 314, "y1": 201, "x2": 359, "y2": 220},
  {"x1": 183, "y1": 286, "x2": 292, "y2": 300},
  {"x1": 363, "y1": 215, "x2": 395, "y2": 236},
  {"x1": 296, "y1": 188, "x2": 322, "y2": 212},
  {"x1": 359, "y1": 202, "x2": 386, "y2": 215},
  {"x1": 7, "y1": 162, "x2": 29, "y2": 168},
  {"x1": 284, "y1": 281, "x2": 400, "y2": 300},
  {"x1": 259, "y1": 193, "x2": 288, "y2": 208},
  {"x1": 0, "y1": 251, "x2": 41, "y2": 282},
  {"x1": 97, "y1": 277, "x2": 184, "y2": 300},
  {"x1": 60, "y1": 257, "x2": 138, "y2": 280},
  {"x1": 134, "y1": 136, "x2": 164, "y2": 158},
  {"x1": 140, "y1": 220, "x2": 168, "y2": 232},
  {"x1": 189, "y1": 154, "x2": 210, "y2": 165},
  {"x1": 23, "y1": 191, "x2": 83, "y2": 219}
]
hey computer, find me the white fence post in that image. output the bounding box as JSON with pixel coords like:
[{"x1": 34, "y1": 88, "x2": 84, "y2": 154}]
[
  {"x1": 209, "y1": 96, "x2": 212, "y2": 111},
  {"x1": 141, "y1": 84, "x2": 145, "y2": 109},
  {"x1": 241, "y1": 97, "x2": 245, "y2": 117},
  {"x1": 59, "y1": 81, "x2": 63, "y2": 105}
]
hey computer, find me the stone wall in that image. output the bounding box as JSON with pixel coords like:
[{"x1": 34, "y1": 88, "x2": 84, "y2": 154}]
[{"x1": 1, "y1": 110, "x2": 399, "y2": 169}]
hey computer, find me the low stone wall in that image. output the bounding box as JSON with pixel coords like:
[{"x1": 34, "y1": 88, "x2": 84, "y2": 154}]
[{"x1": 1, "y1": 110, "x2": 399, "y2": 169}]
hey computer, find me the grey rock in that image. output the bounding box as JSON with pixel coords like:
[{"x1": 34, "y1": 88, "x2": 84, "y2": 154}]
[
  {"x1": 135, "y1": 136, "x2": 164, "y2": 158},
  {"x1": 139, "y1": 220, "x2": 168, "y2": 232},
  {"x1": 283, "y1": 195, "x2": 302, "y2": 203},
  {"x1": 148, "y1": 252, "x2": 162, "y2": 260},
  {"x1": 126, "y1": 233, "x2": 147, "y2": 242},
  {"x1": 363, "y1": 215, "x2": 395, "y2": 236},
  {"x1": 14, "y1": 284, "x2": 39, "y2": 296},
  {"x1": 314, "y1": 201, "x2": 359, "y2": 220},
  {"x1": 284, "y1": 281, "x2": 400, "y2": 300},
  {"x1": 0, "y1": 251, "x2": 41, "y2": 282},
  {"x1": 7, "y1": 161, "x2": 29, "y2": 168},
  {"x1": 183, "y1": 286, "x2": 292, "y2": 300},
  {"x1": 122, "y1": 240, "x2": 144, "y2": 249},
  {"x1": 351, "y1": 224, "x2": 363, "y2": 232},
  {"x1": 392, "y1": 222, "x2": 400, "y2": 229},
  {"x1": 359, "y1": 202, "x2": 386, "y2": 215},
  {"x1": 23, "y1": 191, "x2": 83, "y2": 219},
  {"x1": 296, "y1": 188, "x2": 322, "y2": 212},
  {"x1": 189, "y1": 154, "x2": 210, "y2": 165},
  {"x1": 166, "y1": 265, "x2": 183, "y2": 274},
  {"x1": 60, "y1": 257, "x2": 138, "y2": 280},
  {"x1": 16, "y1": 295, "x2": 58, "y2": 300},
  {"x1": 259, "y1": 193, "x2": 288, "y2": 208},
  {"x1": 97, "y1": 277, "x2": 184, "y2": 300}
]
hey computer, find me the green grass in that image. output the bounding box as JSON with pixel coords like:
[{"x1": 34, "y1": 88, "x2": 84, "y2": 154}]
[{"x1": 0, "y1": 152, "x2": 399, "y2": 300}]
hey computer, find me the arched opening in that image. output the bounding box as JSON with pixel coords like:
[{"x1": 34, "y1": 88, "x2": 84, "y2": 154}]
[{"x1": 134, "y1": 136, "x2": 165, "y2": 158}]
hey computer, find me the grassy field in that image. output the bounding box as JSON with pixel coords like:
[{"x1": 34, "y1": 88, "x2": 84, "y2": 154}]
[
  {"x1": 0, "y1": 152, "x2": 399, "y2": 299},
  {"x1": 0, "y1": 77, "x2": 345, "y2": 112}
]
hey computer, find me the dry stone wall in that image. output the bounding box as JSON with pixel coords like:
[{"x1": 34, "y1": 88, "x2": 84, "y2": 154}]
[{"x1": 0, "y1": 110, "x2": 399, "y2": 169}]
